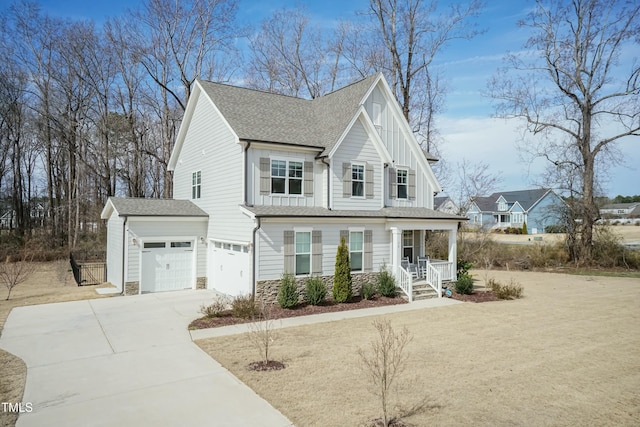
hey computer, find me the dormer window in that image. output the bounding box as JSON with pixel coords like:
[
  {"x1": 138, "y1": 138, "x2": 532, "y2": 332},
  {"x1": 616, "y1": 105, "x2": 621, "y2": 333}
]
[
  {"x1": 352, "y1": 164, "x2": 364, "y2": 197},
  {"x1": 498, "y1": 200, "x2": 507, "y2": 211}
]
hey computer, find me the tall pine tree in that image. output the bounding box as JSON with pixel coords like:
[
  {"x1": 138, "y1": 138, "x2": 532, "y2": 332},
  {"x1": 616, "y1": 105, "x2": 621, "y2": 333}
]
[{"x1": 333, "y1": 236, "x2": 352, "y2": 303}]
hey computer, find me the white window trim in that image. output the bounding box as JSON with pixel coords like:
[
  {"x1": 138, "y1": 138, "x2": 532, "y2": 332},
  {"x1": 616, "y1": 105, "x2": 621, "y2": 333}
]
[
  {"x1": 192, "y1": 171, "x2": 201, "y2": 199},
  {"x1": 349, "y1": 230, "x2": 364, "y2": 273},
  {"x1": 351, "y1": 162, "x2": 365, "y2": 199},
  {"x1": 396, "y1": 168, "x2": 408, "y2": 200},
  {"x1": 270, "y1": 157, "x2": 305, "y2": 197},
  {"x1": 294, "y1": 230, "x2": 312, "y2": 276}
]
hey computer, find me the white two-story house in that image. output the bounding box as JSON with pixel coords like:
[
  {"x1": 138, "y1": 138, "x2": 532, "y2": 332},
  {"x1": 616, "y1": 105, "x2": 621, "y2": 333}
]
[{"x1": 102, "y1": 73, "x2": 464, "y2": 301}]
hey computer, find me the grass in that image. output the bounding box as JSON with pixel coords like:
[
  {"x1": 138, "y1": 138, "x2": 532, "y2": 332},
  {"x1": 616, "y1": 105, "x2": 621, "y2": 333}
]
[
  {"x1": 563, "y1": 269, "x2": 640, "y2": 279},
  {"x1": 0, "y1": 261, "x2": 114, "y2": 427},
  {"x1": 196, "y1": 270, "x2": 640, "y2": 426}
]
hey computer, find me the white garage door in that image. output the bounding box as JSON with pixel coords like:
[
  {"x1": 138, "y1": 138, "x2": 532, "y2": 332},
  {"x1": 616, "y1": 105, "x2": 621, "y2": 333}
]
[
  {"x1": 210, "y1": 241, "x2": 251, "y2": 296},
  {"x1": 141, "y1": 241, "x2": 194, "y2": 293}
]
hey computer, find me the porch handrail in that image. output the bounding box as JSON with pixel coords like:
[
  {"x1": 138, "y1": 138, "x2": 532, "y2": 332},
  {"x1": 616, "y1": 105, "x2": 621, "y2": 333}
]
[
  {"x1": 425, "y1": 263, "x2": 442, "y2": 298},
  {"x1": 428, "y1": 260, "x2": 455, "y2": 282},
  {"x1": 391, "y1": 264, "x2": 413, "y2": 302}
]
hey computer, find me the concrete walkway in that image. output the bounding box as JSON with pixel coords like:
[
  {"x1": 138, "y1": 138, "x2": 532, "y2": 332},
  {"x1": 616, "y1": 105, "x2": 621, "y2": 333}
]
[{"x1": 0, "y1": 290, "x2": 293, "y2": 427}]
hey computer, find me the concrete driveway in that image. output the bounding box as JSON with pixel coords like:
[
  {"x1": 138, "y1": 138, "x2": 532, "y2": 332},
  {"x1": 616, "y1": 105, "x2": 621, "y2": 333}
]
[{"x1": 0, "y1": 290, "x2": 292, "y2": 427}]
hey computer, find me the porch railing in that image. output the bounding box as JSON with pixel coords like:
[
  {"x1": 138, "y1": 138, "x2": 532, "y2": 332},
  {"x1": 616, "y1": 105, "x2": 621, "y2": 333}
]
[
  {"x1": 429, "y1": 260, "x2": 455, "y2": 282},
  {"x1": 392, "y1": 264, "x2": 413, "y2": 302},
  {"x1": 424, "y1": 263, "x2": 442, "y2": 297}
]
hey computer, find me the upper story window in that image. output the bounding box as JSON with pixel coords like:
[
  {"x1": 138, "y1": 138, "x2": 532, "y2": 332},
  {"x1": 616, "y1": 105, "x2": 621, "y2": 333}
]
[
  {"x1": 350, "y1": 231, "x2": 363, "y2": 271},
  {"x1": 192, "y1": 171, "x2": 201, "y2": 199},
  {"x1": 498, "y1": 201, "x2": 507, "y2": 211},
  {"x1": 295, "y1": 231, "x2": 311, "y2": 275},
  {"x1": 397, "y1": 169, "x2": 408, "y2": 199},
  {"x1": 271, "y1": 159, "x2": 302, "y2": 195},
  {"x1": 352, "y1": 164, "x2": 364, "y2": 197}
]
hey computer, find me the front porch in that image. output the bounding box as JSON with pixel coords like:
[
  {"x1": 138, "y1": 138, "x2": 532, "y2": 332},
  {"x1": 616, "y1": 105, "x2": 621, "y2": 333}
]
[{"x1": 387, "y1": 224, "x2": 458, "y2": 301}]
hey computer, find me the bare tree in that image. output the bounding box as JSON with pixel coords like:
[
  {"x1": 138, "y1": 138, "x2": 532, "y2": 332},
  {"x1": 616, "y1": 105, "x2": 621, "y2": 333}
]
[
  {"x1": 488, "y1": 0, "x2": 640, "y2": 262},
  {"x1": 358, "y1": 319, "x2": 413, "y2": 427},
  {"x1": 1, "y1": 255, "x2": 36, "y2": 300},
  {"x1": 452, "y1": 158, "x2": 502, "y2": 215}
]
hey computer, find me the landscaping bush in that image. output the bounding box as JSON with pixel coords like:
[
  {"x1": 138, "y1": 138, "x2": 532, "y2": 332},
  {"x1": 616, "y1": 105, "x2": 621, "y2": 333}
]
[
  {"x1": 277, "y1": 273, "x2": 299, "y2": 308},
  {"x1": 305, "y1": 276, "x2": 326, "y2": 305},
  {"x1": 522, "y1": 221, "x2": 528, "y2": 235},
  {"x1": 457, "y1": 260, "x2": 473, "y2": 276},
  {"x1": 333, "y1": 236, "x2": 352, "y2": 303},
  {"x1": 377, "y1": 264, "x2": 396, "y2": 297},
  {"x1": 455, "y1": 273, "x2": 474, "y2": 295},
  {"x1": 545, "y1": 224, "x2": 566, "y2": 233},
  {"x1": 232, "y1": 294, "x2": 260, "y2": 319},
  {"x1": 199, "y1": 296, "x2": 229, "y2": 318},
  {"x1": 361, "y1": 282, "x2": 377, "y2": 300},
  {"x1": 489, "y1": 278, "x2": 523, "y2": 299}
]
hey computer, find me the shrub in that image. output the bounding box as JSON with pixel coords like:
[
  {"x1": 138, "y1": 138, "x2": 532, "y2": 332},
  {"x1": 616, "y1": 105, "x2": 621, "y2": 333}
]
[
  {"x1": 333, "y1": 236, "x2": 352, "y2": 303},
  {"x1": 455, "y1": 273, "x2": 474, "y2": 295},
  {"x1": 489, "y1": 278, "x2": 523, "y2": 300},
  {"x1": 232, "y1": 294, "x2": 260, "y2": 319},
  {"x1": 362, "y1": 282, "x2": 377, "y2": 300},
  {"x1": 199, "y1": 296, "x2": 230, "y2": 318},
  {"x1": 377, "y1": 264, "x2": 396, "y2": 297},
  {"x1": 457, "y1": 260, "x2": 473, "y2": 276},
  {"x1": 545, "y1": 224, "x2": 566, "y2": 233},
  {"x1": 305, "y1": 276, "x2": 326, "y2": 305},
  {"x1": 522, "y1": 221, "x2": 528, "y2": 235},
  {"x1": 277, "y1": 273, "x2": 299, "y2": 308}
]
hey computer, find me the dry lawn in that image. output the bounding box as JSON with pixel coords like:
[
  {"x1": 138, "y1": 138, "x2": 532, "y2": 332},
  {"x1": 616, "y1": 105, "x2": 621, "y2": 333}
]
[
  {"x1": 0, "y1": 261, "x2": 114, "y2": 427},
  {"x1": 196, "y1": 270, "x2": 640, "y2": 426},
  {"x1": 489, "y1": 224, "x2": 640, "y2": 245}
]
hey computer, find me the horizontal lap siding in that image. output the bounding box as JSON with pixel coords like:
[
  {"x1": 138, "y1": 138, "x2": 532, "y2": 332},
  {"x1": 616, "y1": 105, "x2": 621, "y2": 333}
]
[
  {"x1": 332, "y1": 119, "x2": 382, "y2": 210},
  {"x1": 257, "y1": 221, "x2": 390, "y2": 281},
  {"x1": 172, "y1": 92, "x2": 253, "y2": 243}
]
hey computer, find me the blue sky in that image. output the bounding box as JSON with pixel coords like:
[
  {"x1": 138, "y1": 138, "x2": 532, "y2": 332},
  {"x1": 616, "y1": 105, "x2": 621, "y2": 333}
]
[{"x1": 4, "y1": 0, "x2": 638, "y2": 197}]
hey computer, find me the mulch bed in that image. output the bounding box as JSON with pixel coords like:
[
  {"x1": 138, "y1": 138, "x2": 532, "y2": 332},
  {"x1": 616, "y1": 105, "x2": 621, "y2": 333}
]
[
  {"x1": 189, "y1": 295, "x2": 408, "y2": 330},
  {"x1": 448, "y1": 289, "x2": 500, "y2": 303},
  {"x1": 247, "y1": 360, "x2": 286, "y2": 371}
]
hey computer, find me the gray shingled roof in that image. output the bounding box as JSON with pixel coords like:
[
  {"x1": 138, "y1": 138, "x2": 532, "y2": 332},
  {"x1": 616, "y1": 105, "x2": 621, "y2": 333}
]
[
  {"x1": 433, "y1": 196, "x2": 450, "y2": 210},
  {"x1": 198, "y1": 75, "x2": 378, "y2": 155},
  {"x1": 602, "y1": 202, "x2": 640, "y2": 210},
  {"x1": 472, "y1": 189, "x2": 551, "y2": 213},
  {"x1": 107, "y1": 197, "x2": 208, "y2": 217},
  {"x1": 242, "y1": 205, "x2": 465, "y2": 221}
]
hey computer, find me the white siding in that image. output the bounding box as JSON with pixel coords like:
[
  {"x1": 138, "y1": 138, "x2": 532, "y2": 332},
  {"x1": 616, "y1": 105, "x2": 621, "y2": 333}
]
[
  {"x1": 257, "y1": 221, "x2": 391, "y2": 281},
  {"x1": 106, "y1": 213, "x2": 124, "y2": 290},
  {"x1": 125, "y1": 219, "x2": 207, "y2": 282},
  {"x1": 363, "y1": 85, "x2": 437, "y2": 209},
  {"x1": 332, "y1": 119, "x2": 383, "y2": 210},
  {"x1": 247, "y1": 147, "x2": 321, "y2": 207},
  {"x1": 172, "y1": 92, "x2": 253, "y2": 243}
]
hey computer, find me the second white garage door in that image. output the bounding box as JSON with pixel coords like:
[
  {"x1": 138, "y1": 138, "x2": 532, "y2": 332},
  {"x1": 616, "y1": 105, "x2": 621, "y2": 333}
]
[
  {"x1": 141, "y1": 241, "x2": 194, "y2": 293},
  {"x1": 210, "y1": 241, "x2": 251, "y2": 296}
]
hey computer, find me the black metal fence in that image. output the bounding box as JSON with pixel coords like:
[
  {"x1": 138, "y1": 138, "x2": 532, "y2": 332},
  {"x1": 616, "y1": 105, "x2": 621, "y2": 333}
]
[{"x1": 70, "y1": 253, "x2": 106, "y2": 286}]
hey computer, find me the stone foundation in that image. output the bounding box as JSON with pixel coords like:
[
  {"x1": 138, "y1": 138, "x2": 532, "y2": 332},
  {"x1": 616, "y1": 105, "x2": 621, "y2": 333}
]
[
  {"x1": 256, "y1": 272, "x2": 379, "y2": 305},
  {"x1": 196, "y1": 277, "x2": 207, "y2": 290},
  {"x1": 125, "y1": 281, "x2": 139, "y2": 295}
]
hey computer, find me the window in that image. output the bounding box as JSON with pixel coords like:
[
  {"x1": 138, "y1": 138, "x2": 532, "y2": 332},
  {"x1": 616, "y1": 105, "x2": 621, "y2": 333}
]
[
  {"x1": 498, "y1": 200, "x2": 507, "y2": 211},
  {"x1": 397, "y1": 169, "x2": 408, "y2": 199},
  {"x1": 271, "y1": 159, "x2": 302, "y2": 195},
  {"x1": 402, "y1": 230, "x2": 413, "y2": 261},
  {"x1": 170, "y1": 242, "x2": 191, "y2": 248},
  {"x1": 192, "y1": 171, "x2": 201, "y2": 199},
  {"x1": 350, "y1": 231, "x2": 363, "y2": 271},
  {"x1": 144, "y1": 242, "x2": 165, "y2": 249},
  {"x1": 352, "y1": 164, "x2": 364, "y2": 197},
  {"x1": 512, "y1": 213, "x2": 523, "y2": 224},
  {"x1": 295, "y1": 231, "x2": 311, "y2": 275}
]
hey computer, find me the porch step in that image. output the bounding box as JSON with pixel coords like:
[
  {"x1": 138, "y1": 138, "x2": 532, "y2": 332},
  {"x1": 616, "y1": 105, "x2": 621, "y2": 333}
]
[{"x1": 397, "y1": 284, "x2": 439, "y2": 301}]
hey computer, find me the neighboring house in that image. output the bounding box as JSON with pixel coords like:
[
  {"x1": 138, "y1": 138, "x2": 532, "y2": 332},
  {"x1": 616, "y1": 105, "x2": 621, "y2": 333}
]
[
  {"x1": 600, "y1": 202, "x2": 640, "y2": 219},
  {"x1": 0, "y1": 201, "x2": 49, "y2": 229},
  {"x1": 434, "y1": 196, "x2": 458, "y2": 215},
  {"x1": 467, "y1": 189, "x2": 564, "y2": 234},
  {"x1": 101, "y1": 73, "x2": 465, "y2": 301}
]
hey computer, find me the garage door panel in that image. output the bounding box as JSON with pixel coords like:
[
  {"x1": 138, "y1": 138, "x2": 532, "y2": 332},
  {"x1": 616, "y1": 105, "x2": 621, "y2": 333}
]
[
  {"x1": 210, "y1": 243, "x2": 251, "y2": 296},
  {"x1": 141, "y1": 243, "x2": 194, "y2": 293}
]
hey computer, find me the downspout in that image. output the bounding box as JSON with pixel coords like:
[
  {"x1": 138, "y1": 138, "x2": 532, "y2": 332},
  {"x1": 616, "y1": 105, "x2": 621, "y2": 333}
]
[
  {"x1": 251, "y1": 217, "x2": 261, "y2": 296},
  {"x1": 121, "y1": 216, "x2": 128, "y2": 296},
  {"x1": 320, "y1": 157, "x2": 331, "y2": 210},
  {"x1": 244, "y1": 141, "x2": 251, "y2": 206}
]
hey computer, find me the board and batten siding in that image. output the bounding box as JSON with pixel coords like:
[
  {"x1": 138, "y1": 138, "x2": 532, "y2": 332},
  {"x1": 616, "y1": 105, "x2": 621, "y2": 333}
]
[
  {"x1": 106, "y1": 213, "x2": 124, "y2": 290},
  {"x1": 247, "y1": 147, "x2": 321, "y2": 207},
  {"x1": 125, "y1": 219, "x2": 207, "y2": 282},
  {"x1": 332, "y1": 118, "x2": 383, "y2": 210},
  {"x1": 172, "y1": 92, "x2": 253, "y2": 243},
  {"x1": 363, "y1": 85, "x2": 435, "y2": 209},
  {"x1": 256, "y1": 221, "x2": 391, "y2": 281}
]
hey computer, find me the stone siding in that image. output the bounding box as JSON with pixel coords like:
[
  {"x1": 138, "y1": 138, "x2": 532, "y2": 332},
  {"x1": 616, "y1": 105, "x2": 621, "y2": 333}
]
[
  {"x1": 196, "y1": 277, "x2": 207, "y2": 290},
  {"x1": 125, "y1": 281, "x2": 139, "y2": 295},
  {"x1": 256, "y1": 272, "x2": 379, "y2": 305}
]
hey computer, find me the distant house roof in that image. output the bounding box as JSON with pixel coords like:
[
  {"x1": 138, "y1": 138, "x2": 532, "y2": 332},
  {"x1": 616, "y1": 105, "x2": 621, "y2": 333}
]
[
  {"x1": 197, "y1": 74, "x2": 438, "y2": 160},
  {"x1": 433, "y1": 196, "x2": 453, "y2": 210},
  {"x1": 241, "y1": 205, "x2": 466, "y2": 221},
  {"x1": 601, "y1": 202, "x2": 640, "y2": 210},
  {"x1": 100, "y1": 197, "x2": 208, "y2": 219},
  {"x1": 472, "y1": 189, "x2": 553, "y2": 213}
]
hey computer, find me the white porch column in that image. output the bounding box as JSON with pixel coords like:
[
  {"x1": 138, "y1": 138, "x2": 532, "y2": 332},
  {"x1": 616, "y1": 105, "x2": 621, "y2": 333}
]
[
  {"x1": 390, "y1": 227, "x2": 401, "y2": 269},
  {"x1": 448, "y1": 227, "x2": 457, "y2": 279}
]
